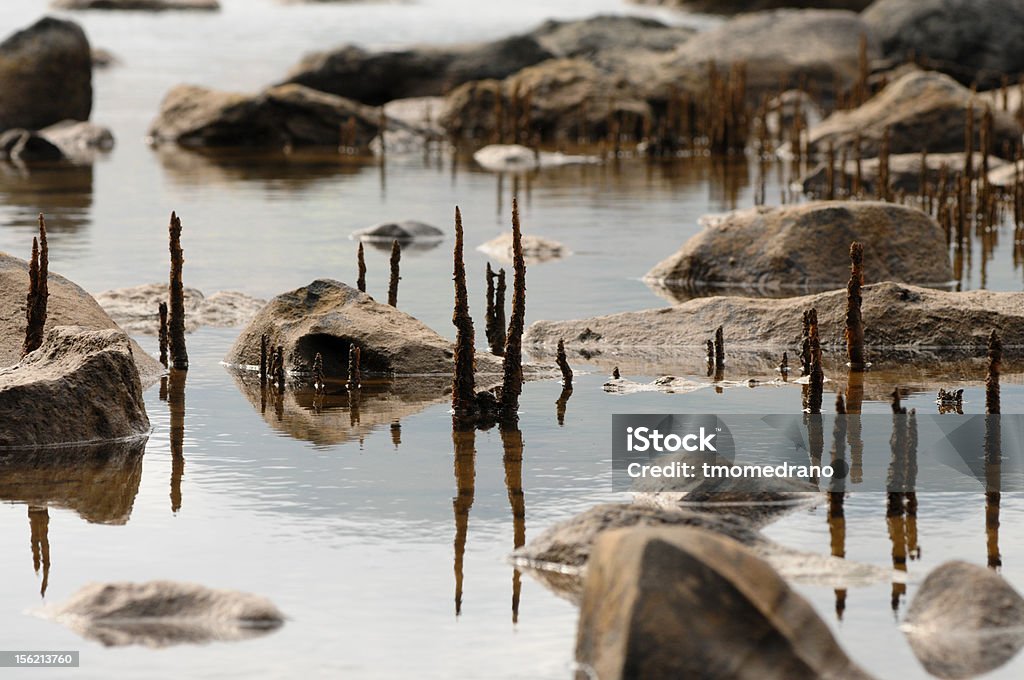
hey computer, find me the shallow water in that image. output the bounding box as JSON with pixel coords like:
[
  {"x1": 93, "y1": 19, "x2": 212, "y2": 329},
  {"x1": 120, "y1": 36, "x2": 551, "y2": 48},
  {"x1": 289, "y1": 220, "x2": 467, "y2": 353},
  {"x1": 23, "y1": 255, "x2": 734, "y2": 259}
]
[{"x1": 3, "y1": 1, "x2": 1024, "y2": 679}]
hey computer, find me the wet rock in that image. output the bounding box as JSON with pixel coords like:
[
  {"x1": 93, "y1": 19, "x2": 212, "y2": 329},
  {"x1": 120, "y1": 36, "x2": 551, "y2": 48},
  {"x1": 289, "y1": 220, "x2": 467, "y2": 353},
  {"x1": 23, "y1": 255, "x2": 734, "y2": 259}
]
[
  {"x1": 988, "y1": 160, "x2": 1024, "y2": 189},
  {"x1": 0, "y1": 17, "x2": 92, "y2": 133},
  {"x1": 281, "y1": 35, "x2": 553, "y2": 106},
  {"x1": 226, "y1": 278, "x2": 506, "y2": 377},
  {"x1": 863, "y1": 0, "x2": 1024, "y2": 88},
  {"x1": 575, "y1": 527, "x2": 875, "y2": 680},
  {"x1": 0, "y1": 252, "x2": 162, "y2": 381},
  {"x1": 94, "y1": 283, "x2": 265, "y2": 335},
  {"x1": 526, "y1": 282, "x2": 1024, "y2": 350},
  {"x1": 602, "y1": 375, "x2": 709, "y2": 394},
  {"x1": 352, "y1": 220, "x2": 444, "y2": 244},
  {"x1": 478, "y1": 231, "x2": 567, "y2": 264},
  {"x1": 442, "y1": 59, "x2": 650, "y2": 144},
  {"x1": 53, "y1": 0, "x2": 219, "y2": 9},
  {"x1": 634, "y1": 0, "x2": 871, "y2": 11},
  {"x1": 51, "y1": 581, "x2": 283, "y2": 648},
  {"x1": 0, "y1": 129, "x2": 65, "y2": 163},
  {"x1": 645, "y1": 202, "x2": 951, "y2": 293},
  {"x1": 805, "y1": 71, "x2": 1023, "y2": 157},
  {"x1": 904, "y1": 560, "x2": 1024, "y2": 679},
  {"x1": 148, "y1": 83, "x2": 384, "y2": 149},
  {"x1": 531, "y1": 15, "x2": 693, "y2": 60},
  {"x1": 39, "y1": 120, "x2": 114, "y2": 163},
  {"x1": 648, "y1": 10, "x2": 877, "y2": 104},
  {"x1": 0, "y1": 327, "x2": 150, "y2": 448},
  {"x1": 471, "y1": 144, "x2": 599, "y2": 172},
  {"x1": 801, "y1": 152, "x2": 1005, "y2": 197},
  {"x1": 0, "y1": 438, "x2": 144, "y2": 523}
]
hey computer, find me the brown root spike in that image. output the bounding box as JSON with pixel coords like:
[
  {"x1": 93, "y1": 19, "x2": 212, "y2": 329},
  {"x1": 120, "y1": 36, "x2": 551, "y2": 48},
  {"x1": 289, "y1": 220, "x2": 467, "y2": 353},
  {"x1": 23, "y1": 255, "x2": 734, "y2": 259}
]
[
  {"x1": 313, "y1": 352, "x2": 325, "y2": 392},
  {"x1": 348, "y1": 344, "x2": 362, "y2": 389},
  {"x1": 846, "y1": 241, "x2": 866, "y2": 371},
  {"x1": 168, "y1": 211, "x2": 189, "y2": 370},
  {"x1": 272, "y1": 345, "x2": 285, "y2": 393},
  {"x1": 452, "y1": 206, "x2": 477, "y2": 416},
  {"x1": 500, "y1": 197, "x2": 526, "y2": 417},
  {"x1": 987, "y1": 330, "x2": 1002, "y2": 415},
  {"x1": 612, "y1": 367, "x2": 620, "y2": 380},
  {"x1": 800, "y1": 310, "x2": 812, "y2": 376},
  {"x1": 493, "y1": 268, "x2": 507, "y2": 354},
  {"x1": 357, "y1": 241, "x2": 367, "y2": 293},
  {"x1": 713, "y1": 325, "x2": 725, "y2": 370},
  {"x1": 556, "y1": 339, "x2": 573, "y2": 388},
  {"x1": 158, "y1": 301, "x2": 169, "y2": 367},
  {"x1": 485, "y1": 262, "x2": 498, "y2": 354},
  {"x1": 808, "y1": 308, "x2": 824, "y2": 414},
  {"x1": 387, "y1": 239, "x2": 401, "y2": 307},
  {"x1": 259, "y1": 334, "x2": 269, "y2": 384},
  {"x1": 23, "y1": 214, "x2": 49, "y2": 356}
]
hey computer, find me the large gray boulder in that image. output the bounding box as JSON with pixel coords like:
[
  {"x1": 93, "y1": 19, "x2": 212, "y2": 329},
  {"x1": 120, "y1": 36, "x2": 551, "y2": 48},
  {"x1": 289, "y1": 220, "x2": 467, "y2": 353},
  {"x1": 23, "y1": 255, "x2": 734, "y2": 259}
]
[
  {"x1": 645, "y1": 202, "x2": 952, "y2": 294},
  {"x1": 575, "y1": 527, "x2": 874, "y2": 679},
  {"x1": 863, "y1": 0, "x2": 1024, "y2": 88},
  {"x1": 526, "y1": 282, "x2": 1024, "y2": 349},
  {"x1": 0, "y1": 17, "x2": 92, "y2": 132},
  {"x1": 0, "y1": 252, "x2": 161, "y2": 381},
  {"x1": 805, "y1": 70, "x2": 1023, "y2": 157},
  {"x1": 148, "y1": 83, "x2": 383, "y2": 149},
  {"x1": 226, "y1": 278, "x2": 505, "y2": 377},
  {"x1": 51, "y1": 581, "x2": 283, "y2": 647},
  {"x1": 647, "y1": 10, "x2": 878, "y2": 103},
  {"x1": 0, "y1": 327, "x2": 150, "y2": 448},
  {"x1": 904, "y1": 560, "x2": 1024, "y2": 679},
  {"x1": 531, "y1": 15, "x2": 693, "y2": 60},
  {"x1": 281, "y1": 35, "x2": 553, "y2": 106}
]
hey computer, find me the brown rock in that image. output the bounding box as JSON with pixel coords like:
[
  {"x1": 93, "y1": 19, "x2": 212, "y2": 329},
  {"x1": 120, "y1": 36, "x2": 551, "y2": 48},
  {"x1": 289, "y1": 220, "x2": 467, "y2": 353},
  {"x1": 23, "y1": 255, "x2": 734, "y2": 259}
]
[
  {"x1": 0, "y1": 327, "x2": 150, "y2": 447},
  {"x1": 0, "y1": 17, "x2": 92, "y2": 132},
  {"x1": 575, "y1": 527, "x2": 874, "y2": 680},
  {"x1": 645, "y1": 202, "x2": 952, "y2": 293}
]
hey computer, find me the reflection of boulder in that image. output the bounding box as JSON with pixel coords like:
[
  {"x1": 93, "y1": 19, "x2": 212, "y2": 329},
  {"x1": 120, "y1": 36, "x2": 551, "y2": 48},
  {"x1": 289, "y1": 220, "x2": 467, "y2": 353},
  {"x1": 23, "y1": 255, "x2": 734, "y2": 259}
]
[
  {"x1": 0, "y1": 163, "x2": 92, "y2": 232},
  {"x1": 0, "y1": 252, "x2": 161, "y2": 380},
  {"x1": 0, "y1": 438, "x2": 144, "y2": 523},
  {"x1": 0, "y1": 327, "x2": 151, "y2": 447},
  {"x1": 904, "y1": 560, "x2": 1024, "y2": 679},
  {"x1": 226, "y1": 279, "x2": 505, "y2": 377},
  {"x1": 232, "y1": 372, "x2": 447, "y2": 448},
  {"x1": 153, "y1": 144, "x2": 368, "y2": 188},
  {"x1": 51, "y1": 581, "x2": 283, "y2": 648},
  {"x1": 95, "y1": 283, "x2": 264, "y2": 335}
]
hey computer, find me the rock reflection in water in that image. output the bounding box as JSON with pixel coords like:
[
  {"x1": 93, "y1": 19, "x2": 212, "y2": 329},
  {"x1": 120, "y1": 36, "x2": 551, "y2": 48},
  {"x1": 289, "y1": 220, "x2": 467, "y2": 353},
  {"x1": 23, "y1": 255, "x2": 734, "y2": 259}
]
[{"x1": 0, "y1": 163, "x2": 92, "y2": 234}]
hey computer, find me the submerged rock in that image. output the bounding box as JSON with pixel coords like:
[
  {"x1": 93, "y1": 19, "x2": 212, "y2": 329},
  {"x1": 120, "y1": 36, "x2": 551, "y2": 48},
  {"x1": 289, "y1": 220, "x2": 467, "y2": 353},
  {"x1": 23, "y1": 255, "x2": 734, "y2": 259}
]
[
  {"x1": 471, "y1": 144, "x2": 599, "y2": 172},
  {"x1": 53, "y1": 0, "x2": 219, "y2": 8},
  {"x1": 0, "y1": 129, "x2": 65, "y2": 163},
  {"x1": 904, "y1": 560, "x2": 1024, "y2": 679},
  {"x1": 0, "y1": 252, "x2": 161, "y2": 381},
  {"x1": 805, "y1": 71, "x2": 1023, "y2": 157},
  {"x1": 95, "y1": 283, "x2": 264, "y2": 335},
  {"x1": 478, "y1": 231, "x2": 567, "y2": 264},
  {"x1": 351, "y1": 220, "x2": 445, "y2": 244},
  {"x1": 226, "y1": 279, "x2": 505, "y2": 377},
  {"x1": 526, "y1": 282, "x2": 1024, "y2": 350},
  {"x1": 801, "y1": 152, "x2": 1005, "y2": 197},
  {"x1": 575, "y1": 527, "x2": 875, "y2": 680},
  {"x1": 51, "y1": 581, "x2": 283, "y2": 647},
  {"x1": 0, "y1": 17, "x2": 92, "y2": 133},
  {"x1": 863, "y1": 0, "x2": 1024, "y2": 88},
  {"x1": 39, "y1": 120, "x2": 114, "y2": 162},
  {"x1": 281, "y1": 35, "x2": 553, "y2": 106},
  {"x1": 148, "y1": 83, "x2": 383, "y2": 149},
  {"x1": 645, "y1": 202, "x2": 952, "y2": 293},
  {"x1": 0, "y1": 327, "x2": 150, "y2": 448}
]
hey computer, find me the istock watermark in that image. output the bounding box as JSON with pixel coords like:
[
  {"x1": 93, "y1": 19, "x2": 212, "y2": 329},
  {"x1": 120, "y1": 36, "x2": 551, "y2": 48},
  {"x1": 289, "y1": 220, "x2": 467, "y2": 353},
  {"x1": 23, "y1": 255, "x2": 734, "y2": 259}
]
[{"x1": 612, "y1": 413, "x2": 1024, "y2": 494}]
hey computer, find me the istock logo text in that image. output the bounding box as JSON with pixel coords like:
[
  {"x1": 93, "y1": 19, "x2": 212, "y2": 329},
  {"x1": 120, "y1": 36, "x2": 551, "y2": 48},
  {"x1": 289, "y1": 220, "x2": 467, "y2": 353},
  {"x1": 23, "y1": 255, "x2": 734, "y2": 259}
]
[{"x1": 626, "y1": 426, "x2": 717, "y2": 453}]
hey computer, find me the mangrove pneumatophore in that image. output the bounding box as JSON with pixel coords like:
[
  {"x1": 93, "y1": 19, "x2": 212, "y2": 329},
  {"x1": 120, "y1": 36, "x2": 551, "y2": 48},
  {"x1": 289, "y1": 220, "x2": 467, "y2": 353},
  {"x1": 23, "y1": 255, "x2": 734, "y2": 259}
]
[
  {"x1": 259, "y1": 334, "x2": 269, "y2": 385},
  {"x1": 357, "y1": 241, "x2": 367, "y2": 293},
  {"x1": 272, "y1": 345, "x2": 285, "y2": 393},
  {"x1": 388, "y1": 239, "x2": 401, "y2": 307},
  {"x1": 158, "y1": 301, "x2": 169, "y2": 367},
  {"x1": 348, "y1": 344, "x2": 362, "y2": 390},
  {"x1": 313, "y1": 352, "x2": 325, "y2": 393},
  {"x1": 807, "y1": 308, "x2": 824, "y2": 414},
  {"x1": 846, "y1": 241, "x2": 866, "y2": 371},
  {"x1": 23, "y1": 213, "x2": 49, "y2": 357},
  {"x1": 168, "y1": 211, "x2": 189, "y2": 370},
  {"x1": 987, "y1": 330, "x2": 1002, "y2": 416},
  {"x1": 500, "y1": 197, "x2": 526, "y2": 418},
  {"x1": 714, "y1": 325, "x2": 725, "y2": 371},
  {"x1": 485, "y1": 262, "x2": 505, "y2": 356},
  {"x1": 800, "y1": 310, "x2": 812, "y2": 376},
  {"x1": 556, "y1": 339, "x2": 573, "y2": 388},
  {"x1": 452, "y1": 206, "x2": 477, "y2": 417}
]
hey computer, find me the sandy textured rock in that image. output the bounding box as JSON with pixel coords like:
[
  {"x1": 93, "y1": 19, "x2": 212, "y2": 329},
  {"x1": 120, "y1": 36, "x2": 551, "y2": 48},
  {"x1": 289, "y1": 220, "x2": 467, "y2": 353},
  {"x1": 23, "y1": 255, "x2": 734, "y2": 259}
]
[
  {"x1": 0, "y1": 327, "x2": 150, "y2": 448},
  {"x1": 801, "y1": 152, "x2": 1006, "y2": 197},
  {"x1": 226, "y1": 278, "x2": 507, "y2": 377},
  {"x1": 443, "y1": 58, "x2": 649, "y2": 143},
  {"x1": 645, "y1": 202, "x2": 951, "y2": 293},
  {"x1": 0, "y1": 439, "x2": 144, "y2": 523},
  {"x1": 526, "y1": 282, "x2": 1024, "y2": 350},
  {"x1": 53, "y1": 0, "x2": 219, "y2": 9},
  {"x1": 575, "y1": 527, "x2": 874, "y2": 680},
  {"x1": 805, "y1": 71, "x2": 1023, "y2": 157},
  {"x1": 95, "y1": 283, "x2": 264, "y2": 335},
  {"x1": 281, "y1": 35, "x2": 552, "y2": 106},
  {"x1": 478, "y1": 231, "x2": 567, "y2": 264},
  {"x1": 863, "y1": 0, "x2": 1024, "y2": 88},
  {"x1": 904, "y1": 560, "x2": 1024, "y2": 679},
  {"x1": 648, "y1": 10, "x2": 877, "y2": 103},
  {"x1": 0, "y1": 252, "x2": 161, "y2": 381},
  {"x1": 0, "y1": 17, "x2": 92, "y2": 133},
  {"x1": 148, "y1": 83, "x2": 384, "y2": 149},
  {"x1": 52, "y1": 581, "x2": 283, "y2": 648}
]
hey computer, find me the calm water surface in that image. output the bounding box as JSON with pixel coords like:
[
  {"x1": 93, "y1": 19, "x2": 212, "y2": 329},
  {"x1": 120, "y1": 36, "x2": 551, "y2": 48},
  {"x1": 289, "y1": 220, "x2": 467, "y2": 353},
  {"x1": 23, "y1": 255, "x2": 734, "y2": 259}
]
[{"x1": 2, "y1": 1, "x2": 1024, "y2": 679}]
